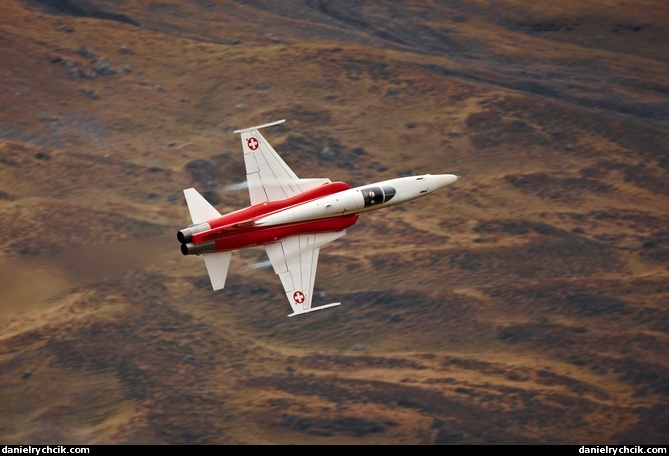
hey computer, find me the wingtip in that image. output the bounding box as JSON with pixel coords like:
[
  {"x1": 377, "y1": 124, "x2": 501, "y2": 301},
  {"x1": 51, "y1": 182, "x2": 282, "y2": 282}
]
[
  {"x1": 287, "y1": 302, "x2": 341, "y2": 317},
  {"x1": 233, "y1": 119, "x2": 286, "y2": 134}
]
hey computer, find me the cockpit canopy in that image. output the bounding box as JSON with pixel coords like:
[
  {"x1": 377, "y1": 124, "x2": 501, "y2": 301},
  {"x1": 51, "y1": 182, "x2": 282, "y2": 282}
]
[{"x1": 361, "y1": 185, "x2": 396, "y2": 207}]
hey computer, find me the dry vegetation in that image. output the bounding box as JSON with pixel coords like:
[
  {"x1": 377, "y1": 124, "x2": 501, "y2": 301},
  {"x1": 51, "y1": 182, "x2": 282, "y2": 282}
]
[{"x1": 0, "y1": 0, "x2": 667, "y2": 444}]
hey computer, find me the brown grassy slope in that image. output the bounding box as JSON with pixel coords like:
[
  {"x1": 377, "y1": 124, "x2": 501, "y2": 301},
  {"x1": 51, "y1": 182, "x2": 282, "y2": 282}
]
[{"x1": 0, "y1": 0, "x2": 667, "y2": 444}]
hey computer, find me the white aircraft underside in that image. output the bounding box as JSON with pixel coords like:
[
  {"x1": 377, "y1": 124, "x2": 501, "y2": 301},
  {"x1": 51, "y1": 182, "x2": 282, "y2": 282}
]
[{"x1": 179, "y1": 119, "x2": 458, "y2": 317}]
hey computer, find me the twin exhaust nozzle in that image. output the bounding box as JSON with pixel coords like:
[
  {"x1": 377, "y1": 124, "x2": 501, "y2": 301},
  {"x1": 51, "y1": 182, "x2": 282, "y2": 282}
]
[{"x1": 180, "y1": 240, "x2": 215, "y2": 255}]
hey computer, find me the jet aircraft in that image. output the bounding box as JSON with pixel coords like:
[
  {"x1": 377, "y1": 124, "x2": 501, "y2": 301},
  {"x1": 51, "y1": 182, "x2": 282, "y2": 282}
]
[{"x1": 178, "y1": 119, "x2": 458, "y2": 317}]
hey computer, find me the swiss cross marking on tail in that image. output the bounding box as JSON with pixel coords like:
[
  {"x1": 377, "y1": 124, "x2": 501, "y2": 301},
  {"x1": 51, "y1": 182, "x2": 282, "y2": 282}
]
[
  {"x1": 293, "y1": 291, "x2": 305, "y2": 304},
  {"x1": 247, "y1": 138, "x2": 259, "y2": 150}
]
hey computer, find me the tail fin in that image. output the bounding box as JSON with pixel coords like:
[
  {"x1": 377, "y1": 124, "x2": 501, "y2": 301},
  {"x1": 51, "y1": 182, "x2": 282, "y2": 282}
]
[
  {"x1": 203, "y1": 251, "x2": 232, "y2": 290},
  {"x1": 183, "y1": 188, "x2": 222, "y2": 224},
  {"x1": 182, "y1": 188, "x2": 230, "y2": 290}
]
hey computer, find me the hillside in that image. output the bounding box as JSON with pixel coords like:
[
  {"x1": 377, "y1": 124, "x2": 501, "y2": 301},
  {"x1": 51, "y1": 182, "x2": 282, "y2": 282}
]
[{"x1": 0, "y1": 0, "x2": 667, "y2": 444}]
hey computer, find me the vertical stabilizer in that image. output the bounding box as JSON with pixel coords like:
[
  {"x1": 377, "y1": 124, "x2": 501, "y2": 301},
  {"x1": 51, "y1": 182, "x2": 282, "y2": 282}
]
[
  {"x1": 183, "y1": 188, "x2": 222, "y2": 224},
  {"x1": 203, "y1": 251, "x2": 232, "y2": 290}
]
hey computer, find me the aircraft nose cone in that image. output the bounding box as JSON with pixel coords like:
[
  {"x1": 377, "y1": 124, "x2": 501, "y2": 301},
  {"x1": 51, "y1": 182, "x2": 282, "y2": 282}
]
[{"x1": 433, "y1": 174, "x2": 458, "y2": 189}]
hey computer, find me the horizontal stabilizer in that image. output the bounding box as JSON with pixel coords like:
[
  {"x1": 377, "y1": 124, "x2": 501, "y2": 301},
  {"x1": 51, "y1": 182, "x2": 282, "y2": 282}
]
[
  {"x1": 184, "y1": 188, "x2": 222, "y2": 224},
  {"x1": 203, "y1": 251, "x2": 232, "y2": 290},
  {"x1": 288, "y1": 302, "x2": 341, "y2": 318}
]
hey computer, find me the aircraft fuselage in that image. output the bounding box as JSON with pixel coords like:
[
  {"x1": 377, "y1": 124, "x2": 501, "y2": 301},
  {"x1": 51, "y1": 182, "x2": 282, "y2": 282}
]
[{"x1": 178, "y1": 174, "x2": 457, "y2": 256}]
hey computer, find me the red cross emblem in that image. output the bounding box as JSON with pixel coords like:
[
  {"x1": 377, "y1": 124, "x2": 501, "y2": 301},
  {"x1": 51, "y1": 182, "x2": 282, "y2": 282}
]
[
  {"x1": 247, "y1": 137, "x2": 259, "y2": 150},
  {"x1": 293, "y1": 291, "x2": 305, "y2": 304}
]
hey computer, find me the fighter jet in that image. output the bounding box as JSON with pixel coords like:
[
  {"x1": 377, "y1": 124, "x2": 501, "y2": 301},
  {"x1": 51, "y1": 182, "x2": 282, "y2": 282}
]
[{"x1": 178, "y1": 120, "x2": 458, "y2": 317}]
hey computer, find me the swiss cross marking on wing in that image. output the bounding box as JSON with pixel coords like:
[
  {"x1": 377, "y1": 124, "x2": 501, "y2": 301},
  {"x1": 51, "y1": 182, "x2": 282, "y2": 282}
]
[
  {"x1": 293, "y1": 291, "x2": 305, "y2": 304},
  {"x1": 247, "y1": 138, "x2": 259, "y2": 150}
]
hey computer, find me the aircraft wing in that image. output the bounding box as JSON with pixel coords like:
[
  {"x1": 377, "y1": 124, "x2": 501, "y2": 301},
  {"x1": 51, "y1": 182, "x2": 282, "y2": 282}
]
[
  {"x1": 264, "y1": 230, "x2": 346, "y2": 317},
  {"x1": 234, "y1": 120, "x2": 330, "y2": 205}
]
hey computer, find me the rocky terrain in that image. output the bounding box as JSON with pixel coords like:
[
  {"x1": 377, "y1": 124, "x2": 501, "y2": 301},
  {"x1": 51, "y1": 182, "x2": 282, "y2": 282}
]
[{"x1": 0, "y1": 0, "x2": 667, "y2": 444}]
